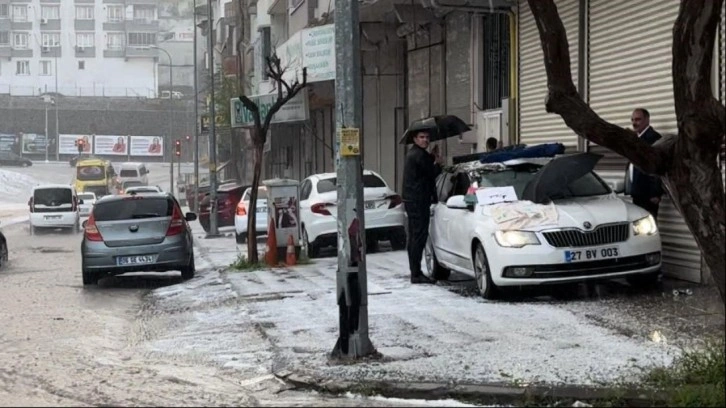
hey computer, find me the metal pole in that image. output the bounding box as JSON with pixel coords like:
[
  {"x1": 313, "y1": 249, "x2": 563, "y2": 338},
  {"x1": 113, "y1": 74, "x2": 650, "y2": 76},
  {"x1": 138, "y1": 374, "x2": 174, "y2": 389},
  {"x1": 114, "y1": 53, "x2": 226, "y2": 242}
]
[
  {"x1": 331, "y1": 0, "x2": 374, "y2": 359},
  {"x1": 44, "y1": 102, "x2": 49, "y2": 163},
  {"x1": 207, "y1": 0, "x2": 219, "y2": 236},
  {"x1": 55, "y1": 55, "x2": 59, "y2": 161},
  {"x1": 193, "y1": 0, "x2": 200, "y2": 213},
  {"x1": 154, "y1": 46, "x2": 174, "y2": 195}
]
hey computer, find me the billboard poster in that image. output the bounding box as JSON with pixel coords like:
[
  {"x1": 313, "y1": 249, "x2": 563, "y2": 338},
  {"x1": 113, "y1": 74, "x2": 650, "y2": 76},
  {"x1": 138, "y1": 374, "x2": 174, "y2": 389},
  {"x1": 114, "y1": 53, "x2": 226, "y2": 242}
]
[
  {"x1": 0, "y1": 134, "x2": 18, "y2": 153},
  {"x1": 21, "y1": 133, "x2": 49, "y2": 154},
  {"x1": 94, "y1": 135, "x2": 128, "y2": 156},
  {"x1": 130, "y1": 136, "x2": 164, "y2": 157},
  {"x1": 59, "y1": 134, "x2": 93, "y2": 155}
]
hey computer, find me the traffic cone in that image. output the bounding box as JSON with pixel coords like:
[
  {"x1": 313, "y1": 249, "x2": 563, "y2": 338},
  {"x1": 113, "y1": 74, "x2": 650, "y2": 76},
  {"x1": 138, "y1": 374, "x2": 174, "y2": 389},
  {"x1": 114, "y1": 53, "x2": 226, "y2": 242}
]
[
  {"x1": 285, "y1": 234, "x2": 297, "y2": 266},
  {"x1": 265, "y1": 216, "x2": 278, "y2": 266}
]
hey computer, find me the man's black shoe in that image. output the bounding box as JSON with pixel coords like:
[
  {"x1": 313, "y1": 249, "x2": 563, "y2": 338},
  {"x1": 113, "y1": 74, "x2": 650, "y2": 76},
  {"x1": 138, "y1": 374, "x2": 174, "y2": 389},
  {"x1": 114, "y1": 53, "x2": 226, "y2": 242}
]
[{"x1": 411, "y1": 275, "x2": 435, "y2": 284}]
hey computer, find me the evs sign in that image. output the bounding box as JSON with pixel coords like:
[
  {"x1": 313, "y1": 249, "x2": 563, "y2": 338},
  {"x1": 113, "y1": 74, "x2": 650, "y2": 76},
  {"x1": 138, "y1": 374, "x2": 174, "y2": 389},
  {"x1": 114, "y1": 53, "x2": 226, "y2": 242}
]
[{"x1": 230, "y1": 88, "x2": 309, "y2": 128}]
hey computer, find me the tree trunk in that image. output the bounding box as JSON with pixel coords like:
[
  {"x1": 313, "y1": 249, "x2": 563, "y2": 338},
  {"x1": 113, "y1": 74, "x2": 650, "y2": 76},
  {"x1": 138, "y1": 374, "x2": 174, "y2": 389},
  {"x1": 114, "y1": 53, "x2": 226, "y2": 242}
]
[
  {"x1": 526, "y1": 0, "x2": 725, "y2": 304},
  {"x1": 246, "y1": 143, "x2": 264, "y2": 263}
]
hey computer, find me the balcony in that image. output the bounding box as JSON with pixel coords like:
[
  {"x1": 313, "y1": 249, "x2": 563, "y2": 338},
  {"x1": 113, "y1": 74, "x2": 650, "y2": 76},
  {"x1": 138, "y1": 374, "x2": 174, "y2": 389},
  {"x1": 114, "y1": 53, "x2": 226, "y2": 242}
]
[
  {"x1": 11, "y1": 21, "x2": 31, "y2": 30},
  {"x1": 0, "y1": 19, "x2": 11, "y2": 31},
  {"x1": 103, "y1": 47, "x2": 125, "y2": 58},
  {"x1": 74, "y1": 19, "x2": 94, "y2": 30},
  {"x1": 125, "y1": 18, "x2": 159, "y2": 31},
  {"x1": 40, "y1": 18, "x2": 61, "y2": 30},
  {"x1": 75, "y1": 45, "x2": 95, "y2": 58},
  {"x1": 40, "y1": 46, "x2": 61, "y2": 58},
  {"x1": 11, "y1": 48, "x2": 32, "y2": 58},
  {"x1": 125, "y1": 45, "x2": 158, "y2": 58},
  {"x1": 126, "y1": 0, "x2": 158, "y2": 4},
  {"x1": 0, "y1": 45, "x2": 10, "y2": 58},
  {"x1": 103, "y1": 20, "x2": 124, "y2": 31}
]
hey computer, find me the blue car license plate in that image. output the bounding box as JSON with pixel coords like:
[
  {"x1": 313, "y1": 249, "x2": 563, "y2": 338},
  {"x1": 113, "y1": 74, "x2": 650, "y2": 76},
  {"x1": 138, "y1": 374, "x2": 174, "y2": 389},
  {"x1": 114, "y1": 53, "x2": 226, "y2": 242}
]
[
  {"x1": 117, "y1": 255, "x2": 156, "y2": 266},
  {"x1": 564, "y1": 246, "x2": 619, "y2": 263}
]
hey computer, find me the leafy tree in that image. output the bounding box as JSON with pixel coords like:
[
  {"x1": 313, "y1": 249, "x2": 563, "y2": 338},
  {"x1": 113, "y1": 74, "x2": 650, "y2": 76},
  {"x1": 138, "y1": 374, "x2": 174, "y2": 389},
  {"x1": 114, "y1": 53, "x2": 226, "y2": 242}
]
[{"x1": 526, "y1": 0, "x2": 725, "y2": 303}]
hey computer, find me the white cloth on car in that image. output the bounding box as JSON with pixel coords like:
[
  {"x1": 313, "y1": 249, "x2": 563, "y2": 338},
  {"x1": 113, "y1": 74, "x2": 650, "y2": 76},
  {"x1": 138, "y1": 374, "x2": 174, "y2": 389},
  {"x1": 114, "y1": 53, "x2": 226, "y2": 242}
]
[{"x1": 488, "y1": 200, "x2": 559, "y2": 230}]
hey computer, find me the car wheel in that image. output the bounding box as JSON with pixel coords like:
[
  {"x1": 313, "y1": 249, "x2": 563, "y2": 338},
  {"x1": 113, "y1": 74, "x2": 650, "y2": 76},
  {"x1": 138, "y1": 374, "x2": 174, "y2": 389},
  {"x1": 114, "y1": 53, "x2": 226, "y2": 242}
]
[
  {"x1": 390, "y1": 228, "x2": 407, "y2": 251},
  {"x1": 424, "y1": 237, "x2": 450, "y2": 281},
  {"x1": 0, "y1": 241, "x2": 8, "y2": 269},
  {"x1": 181, "y1": 252, "x2": 195, "y2": 280},
  {"x1": 82, "y1": 268, "x2": 99, "y2": 286},
  {"x1": 473, "y1": 243, "x2": 498, "y2": 300},
  {"x1": 235, "y1": 232, "x2": 246, "y2": 244},
  {"x1": 303, "y1": 228, "x2": 319, "y2": 259},
  {"x1": 626, "y1": 271, "x2": 661, "y2": 288}
]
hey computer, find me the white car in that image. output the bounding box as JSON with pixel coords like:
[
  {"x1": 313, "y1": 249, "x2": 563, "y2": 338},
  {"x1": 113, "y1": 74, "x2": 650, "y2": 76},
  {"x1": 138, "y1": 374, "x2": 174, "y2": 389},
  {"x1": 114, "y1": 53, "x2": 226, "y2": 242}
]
[
  {"x1": 124, "y1": 185, "x2": 163, "y2": 195},
  {"x1": 234, "y1": 186, "x2": 269, "y2": 243},
  {"x1": 77, "y1": 192, "x2": 97, "y2": 217},
  {"x1": 28, "y1": 184, "x2": 81, "y2": 234},
  {"x1": 299, "y1": 170, "x2": 406, "y2": 258},
  {"x1": 425, "y1": 155, "x2": 662, "y2": 299}
]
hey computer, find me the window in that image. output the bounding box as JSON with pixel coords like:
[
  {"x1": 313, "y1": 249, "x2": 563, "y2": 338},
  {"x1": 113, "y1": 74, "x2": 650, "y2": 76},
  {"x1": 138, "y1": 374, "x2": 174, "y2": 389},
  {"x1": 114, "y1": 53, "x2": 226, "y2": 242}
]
[
  {"x1": 260, "y1": 26, "x2": 271, "y2": 80},
  {"x1": 40, "y1": 60, "x2": 52, "y2": 76},
  {"x1": 0, "y1": 32, "x2": 9, "y2": 45},
  {"x1": 12, "y1": 5, "x2": 27, "y2": 22},
  {"x1": 0, "y1": 4, "x2": 9, "y2": 18},
  {"x1": 76, "y1": 6, "x2": 94, "y2": 20},
  {"x1": 16, "y1": 60, "x2": 30, "y2": 75},
  {"x1": 13, "y1": 33, "x2": 28, "y2": 49},
  {"x1": 93, "y1": 198, "x2": 173, "y2": 222},
  {"x1": 479, "y1": 13, "x2": 510, "y2": 110},
  {"x1": 300, "y1": 180, "x2": 312, "y2": 200},
  {"x1": 76, "y1": 33, "x2": 94, "y2": 48},
  {"x1": 107, "y1": 6, "x2": 124, "y2": 22},
  {"x1": 41, "y1": 33, "x2": 60, "y2": 47},
  {"x1": 41, "y1": 5, "x2": 60, "y2": 20},
  {"x1": 78, "y1": 61, "x2": 85, "y2": 70},
  {"x1": 127, "y1": 32, "x2": 156, "y2": 46},
  {"x1": 106, "y1": 32, "x2": 124, "y2": 49},
  {"x1": 133, "y1": 6, "x2": 155, "y2": 21}
]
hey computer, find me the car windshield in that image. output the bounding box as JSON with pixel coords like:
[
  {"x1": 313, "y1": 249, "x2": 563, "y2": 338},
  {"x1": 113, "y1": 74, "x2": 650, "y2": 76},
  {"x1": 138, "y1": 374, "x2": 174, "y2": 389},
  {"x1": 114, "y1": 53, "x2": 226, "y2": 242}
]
[
  {"x1": 33, "y1": 188, "x2": 72, "y2": 206},
  {"x1": 120, "y1": 169, "x2": 139, "y2": 177},
  {"x1": 317, "y1": 174, "x2": 386, "y2": 193},
  {"x1": 243, "y1": 187, "x2": 266, "y2": 201},
  {"x1": 93, "y1": 197, "x2": 173, "y2": 221},
  {"x1": 78, "y1": 194, "x2": 95, "y2": 201},
  {"x1": 478, "y1": 166, "x2": 610, "y2": 199},
  {"x1": 77, "y1": 165, "x2": 106, "y2": 181}
]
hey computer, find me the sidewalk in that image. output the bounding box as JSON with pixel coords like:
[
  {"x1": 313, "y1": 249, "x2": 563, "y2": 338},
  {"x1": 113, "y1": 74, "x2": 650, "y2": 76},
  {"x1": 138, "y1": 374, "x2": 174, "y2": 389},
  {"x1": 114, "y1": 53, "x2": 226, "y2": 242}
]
[{"x1": 171, "y1": 217, "x2": 726, "y2": 405}]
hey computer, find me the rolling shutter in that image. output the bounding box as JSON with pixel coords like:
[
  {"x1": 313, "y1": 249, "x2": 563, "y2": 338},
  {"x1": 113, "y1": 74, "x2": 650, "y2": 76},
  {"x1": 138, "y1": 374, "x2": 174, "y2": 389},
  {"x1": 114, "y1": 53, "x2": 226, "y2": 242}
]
[
  {"x1": 720, "y1": 4, "x2": 725, "y2": 187},
  {"x1": 518, "y1": 0, "x2": 580, "y2": 151},
  {"x1": 588, "y1": 0, "x2": 701, "y2": 282}
]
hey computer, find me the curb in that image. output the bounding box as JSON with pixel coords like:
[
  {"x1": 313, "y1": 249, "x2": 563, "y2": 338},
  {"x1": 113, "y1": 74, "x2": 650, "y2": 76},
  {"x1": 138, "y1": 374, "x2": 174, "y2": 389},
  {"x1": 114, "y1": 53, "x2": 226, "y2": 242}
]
[{"x1": 277, "y1": 373, "x2": 668, "y2": 406}]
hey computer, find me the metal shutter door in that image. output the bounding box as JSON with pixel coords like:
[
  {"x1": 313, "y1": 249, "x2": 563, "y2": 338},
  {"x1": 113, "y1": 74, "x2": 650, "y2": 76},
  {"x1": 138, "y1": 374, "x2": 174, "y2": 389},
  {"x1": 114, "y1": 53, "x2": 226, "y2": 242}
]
[
  {"x1": 720, "y1": 4, "x2": 725, "y2": 187},
  {"x1": 588, "y1": 0, "x2": 701, "y2": 282},
  {"x1": 518, "y1": 0, "x2": 580, "y2": 150}
]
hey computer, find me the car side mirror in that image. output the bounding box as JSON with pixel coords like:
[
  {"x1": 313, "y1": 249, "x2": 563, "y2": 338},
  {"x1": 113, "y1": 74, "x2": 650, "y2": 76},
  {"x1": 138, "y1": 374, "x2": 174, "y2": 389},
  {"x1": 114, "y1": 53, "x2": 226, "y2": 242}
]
[
  {"x1": 446, "y1": 195, "x2": 468, "y2": 209},
  {"x1": 609, "y1": 180, "x2": 625, "y2": 195},
  {"x1": 82, "y1": 220, "x2": 88, "y2": 228},
  {"x1": 185, "y1": 212, "x2": 197, "y2": 222}
]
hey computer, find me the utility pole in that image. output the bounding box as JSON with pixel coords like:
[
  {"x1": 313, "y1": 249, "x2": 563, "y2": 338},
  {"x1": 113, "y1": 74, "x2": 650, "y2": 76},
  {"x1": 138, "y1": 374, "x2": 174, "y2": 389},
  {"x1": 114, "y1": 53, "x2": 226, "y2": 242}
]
[
  {"x1": 331, "y1": 0, "x2": 375, "y2": 359},
  {"x1": 55, "y1": 54, "x2": 59, "y2": 161},
  {"x1": 151, "y1": 45, "x2": 174, "y2": 195},
  {"x1": 193, "y1": 0, "x2": 200, "y2": 212},
  {"x1": 207, "y1": 0, "x2": 220, "y2": 236},
  {"x1": 44, "y1": 100, "x2": 49, "y2": 163}
]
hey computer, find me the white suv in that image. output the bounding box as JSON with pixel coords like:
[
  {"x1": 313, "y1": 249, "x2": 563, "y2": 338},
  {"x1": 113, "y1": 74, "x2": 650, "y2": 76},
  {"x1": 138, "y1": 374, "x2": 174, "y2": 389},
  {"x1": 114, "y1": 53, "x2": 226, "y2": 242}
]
[{"x1": 28, "y1": 185, "x2": 81, "y2": 234}]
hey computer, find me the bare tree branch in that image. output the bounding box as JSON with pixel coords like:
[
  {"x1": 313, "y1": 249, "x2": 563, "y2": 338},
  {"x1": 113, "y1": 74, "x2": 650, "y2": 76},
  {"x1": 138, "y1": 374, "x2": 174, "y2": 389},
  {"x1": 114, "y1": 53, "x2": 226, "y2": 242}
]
[{"x1": 526, "y1": 0, "x2": 669, "y2": 175}]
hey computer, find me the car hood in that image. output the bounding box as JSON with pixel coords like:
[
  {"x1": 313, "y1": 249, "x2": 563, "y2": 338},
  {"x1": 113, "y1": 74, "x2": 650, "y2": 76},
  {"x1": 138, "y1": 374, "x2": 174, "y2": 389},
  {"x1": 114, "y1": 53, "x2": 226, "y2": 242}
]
[{"x1": 479, "y1": 195, "x2": 649, "y2": 231}]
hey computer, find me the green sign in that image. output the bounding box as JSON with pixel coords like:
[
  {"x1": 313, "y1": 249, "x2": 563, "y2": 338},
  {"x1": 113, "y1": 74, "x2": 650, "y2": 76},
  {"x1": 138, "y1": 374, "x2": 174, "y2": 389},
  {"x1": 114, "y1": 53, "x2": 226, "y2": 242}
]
[{"x1": 231, "y1": 89, "x2": 309, "y2": 128}]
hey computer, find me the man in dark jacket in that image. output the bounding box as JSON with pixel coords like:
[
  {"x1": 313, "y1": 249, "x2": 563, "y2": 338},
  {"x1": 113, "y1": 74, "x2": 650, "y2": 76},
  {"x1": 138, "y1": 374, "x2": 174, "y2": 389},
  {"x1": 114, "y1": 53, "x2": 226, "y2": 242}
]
[
  {"x1": 402, "y1": 129, "x2": 442, "y2": 284},
  {"x1": 629, "y1": 108, "x2": 664, "y2": 217}
]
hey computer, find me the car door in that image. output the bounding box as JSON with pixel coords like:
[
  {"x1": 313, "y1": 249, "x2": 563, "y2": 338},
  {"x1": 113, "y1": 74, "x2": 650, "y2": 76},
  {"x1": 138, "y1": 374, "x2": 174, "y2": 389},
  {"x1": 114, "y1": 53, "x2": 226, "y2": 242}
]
[
  {"x1": 442, "y1": 172, "x2": 474, "y2": 270},
  {"x1": 430, "y1": 171, "x2": 455, "y2": 266},
  {"x1": 298, "y1": 179, "x2": 313, "y2": 228}
]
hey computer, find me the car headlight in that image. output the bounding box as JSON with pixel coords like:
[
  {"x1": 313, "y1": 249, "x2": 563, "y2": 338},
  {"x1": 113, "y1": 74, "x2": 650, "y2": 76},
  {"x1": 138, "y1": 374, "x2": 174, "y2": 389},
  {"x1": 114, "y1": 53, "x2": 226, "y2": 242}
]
[
  {"x1": 494, "y1": 230, "x2": 540, "y2": 248},
  {"x1": 633, "y1": 215, "x2": 658, "y2": 236}
]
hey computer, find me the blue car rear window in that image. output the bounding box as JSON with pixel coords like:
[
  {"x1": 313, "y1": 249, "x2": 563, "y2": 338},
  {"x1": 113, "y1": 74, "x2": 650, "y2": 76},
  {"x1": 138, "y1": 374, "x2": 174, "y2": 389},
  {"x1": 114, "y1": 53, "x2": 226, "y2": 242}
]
[{"x1": 94, "y1": 198, "x2": 173, "y2": 221}]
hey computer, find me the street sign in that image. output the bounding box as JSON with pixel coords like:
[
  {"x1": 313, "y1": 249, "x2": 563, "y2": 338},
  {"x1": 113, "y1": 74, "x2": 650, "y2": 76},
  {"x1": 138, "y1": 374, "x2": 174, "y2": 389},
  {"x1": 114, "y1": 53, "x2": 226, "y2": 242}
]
[{"x1": 231, "y1": 88, "x2": 309, "y2": 128}]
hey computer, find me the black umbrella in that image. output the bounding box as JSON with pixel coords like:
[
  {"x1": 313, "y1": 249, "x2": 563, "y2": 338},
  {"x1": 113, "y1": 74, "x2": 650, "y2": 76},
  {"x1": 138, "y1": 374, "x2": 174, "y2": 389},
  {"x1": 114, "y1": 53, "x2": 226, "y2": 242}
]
[
  {"x1": 521, "y1": 152, "x2": 603, "y2": 204},
  {"x1": 399, "y1": 115, "x2": 471, "y2": 144}
]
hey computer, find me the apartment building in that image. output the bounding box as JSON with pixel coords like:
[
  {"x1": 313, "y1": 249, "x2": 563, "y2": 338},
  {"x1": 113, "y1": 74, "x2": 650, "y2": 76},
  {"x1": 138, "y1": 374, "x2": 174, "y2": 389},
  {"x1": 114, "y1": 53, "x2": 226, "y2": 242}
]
[{"x1": 0, "y1": 0, "x2": 161, "y2": 97}]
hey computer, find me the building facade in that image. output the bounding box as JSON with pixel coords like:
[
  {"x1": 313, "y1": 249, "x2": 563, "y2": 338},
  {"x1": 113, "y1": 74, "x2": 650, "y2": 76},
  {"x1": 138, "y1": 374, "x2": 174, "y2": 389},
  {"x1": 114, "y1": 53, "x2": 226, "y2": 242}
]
[{"x1": 0, "y1": 0, "x2": 162, "y2": 98}]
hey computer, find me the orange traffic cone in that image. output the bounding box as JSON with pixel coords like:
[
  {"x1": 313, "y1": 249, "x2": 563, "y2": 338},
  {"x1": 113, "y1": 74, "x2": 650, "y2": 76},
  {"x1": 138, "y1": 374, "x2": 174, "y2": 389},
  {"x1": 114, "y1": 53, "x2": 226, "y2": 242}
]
[
  {"x1": 265, "y1": 216, "x2": 278, "y2": 266},
  {"x1": 286, "y1": 234, "x2": 297, "y2": 266}
]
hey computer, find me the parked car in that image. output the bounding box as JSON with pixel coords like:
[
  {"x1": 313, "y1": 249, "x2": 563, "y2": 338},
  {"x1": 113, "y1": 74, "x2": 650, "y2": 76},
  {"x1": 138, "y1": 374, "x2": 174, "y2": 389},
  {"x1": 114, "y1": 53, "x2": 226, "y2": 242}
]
[
  {"x1": 28, "y1": 184, "x2": 82, "y2": 234},
  {"x1": 299, "y1": 170, "x2": 406, "y2": 258},
  {"x1": 425, "y1": 154, "x2": 662, "y2": 299},
  {"x1": 77, "y1": 192, "x2": 97, "y2": 217},
  {"x1": 80, "y1": 193, "x2": 196, "y2": 285},
  {"x1": 0, "y1": 223, "x2": 8, "y2": 270},
  {"x1": 234, "y1": 186, "x2": 269, "y2": 243},
  {"x1": 198, "y1": 183, "x2": 249, "y2": 232},
  {"x1": 0, "y1": 151, "x2": 33, "y2": 167}
]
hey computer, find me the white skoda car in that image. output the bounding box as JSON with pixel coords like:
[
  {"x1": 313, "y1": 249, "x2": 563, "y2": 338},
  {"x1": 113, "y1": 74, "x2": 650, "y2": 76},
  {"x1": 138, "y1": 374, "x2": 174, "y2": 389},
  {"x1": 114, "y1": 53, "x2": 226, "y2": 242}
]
[
  {"x1": 299, "y1": 170, "x2": 406, "y2": 258},
  {"x1": 425, "y1": 154, "x2": 662, "y2": 299}
]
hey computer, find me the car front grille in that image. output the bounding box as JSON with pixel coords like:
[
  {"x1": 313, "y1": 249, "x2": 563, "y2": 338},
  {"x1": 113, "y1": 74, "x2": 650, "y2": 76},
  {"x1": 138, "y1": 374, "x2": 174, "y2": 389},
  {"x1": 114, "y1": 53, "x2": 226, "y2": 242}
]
[{"x1": 542, "y1": 223, "x2": 629, "y2": 248}]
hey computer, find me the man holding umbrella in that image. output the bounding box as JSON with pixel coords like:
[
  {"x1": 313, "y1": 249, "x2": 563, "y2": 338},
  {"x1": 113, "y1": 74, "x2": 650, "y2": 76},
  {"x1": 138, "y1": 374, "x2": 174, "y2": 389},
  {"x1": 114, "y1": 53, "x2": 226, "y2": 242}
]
[{"x1": 402, "y1": 127, "x2": 444, "y2": 284}]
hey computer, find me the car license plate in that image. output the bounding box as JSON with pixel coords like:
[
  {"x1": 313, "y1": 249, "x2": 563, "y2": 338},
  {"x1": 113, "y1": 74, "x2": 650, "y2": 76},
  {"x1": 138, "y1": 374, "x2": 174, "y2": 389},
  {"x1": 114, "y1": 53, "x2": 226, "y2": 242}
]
[
  {"x1": 564, "y1": 246, "x2": 619, "y2": 263},
  {"x1": 44, "y1": 215, "x2": 62, "y2": 220},
  {"x1": 117, "y1": 255, "x2": 156, "y2": 266}
]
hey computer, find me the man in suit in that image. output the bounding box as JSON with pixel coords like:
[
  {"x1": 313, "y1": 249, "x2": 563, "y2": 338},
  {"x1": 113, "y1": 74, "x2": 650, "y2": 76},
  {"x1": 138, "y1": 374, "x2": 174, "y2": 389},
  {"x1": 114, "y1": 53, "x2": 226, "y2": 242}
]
[{"x1": 628, "y1": 108, "x2": 664, "y2": 218}]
